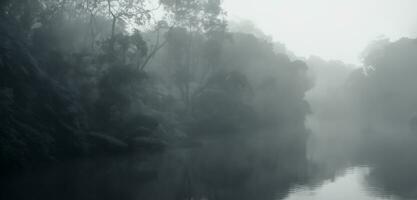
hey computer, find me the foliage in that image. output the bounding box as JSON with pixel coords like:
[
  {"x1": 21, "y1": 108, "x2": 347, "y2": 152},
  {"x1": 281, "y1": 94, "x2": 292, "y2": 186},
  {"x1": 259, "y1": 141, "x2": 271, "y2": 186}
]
[{"x1": 0, "y1": 1, "x2": 312, "y2": 191}]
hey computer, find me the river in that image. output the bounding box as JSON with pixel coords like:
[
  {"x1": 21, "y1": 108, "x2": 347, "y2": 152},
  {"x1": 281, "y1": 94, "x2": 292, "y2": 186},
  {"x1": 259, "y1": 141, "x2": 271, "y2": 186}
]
[
  {"x1": 1, "y1": 148, "x2": 411, "y2": 200},
  {"x1": 284, "y1": 167, "x2": 398, "y2": 200}
]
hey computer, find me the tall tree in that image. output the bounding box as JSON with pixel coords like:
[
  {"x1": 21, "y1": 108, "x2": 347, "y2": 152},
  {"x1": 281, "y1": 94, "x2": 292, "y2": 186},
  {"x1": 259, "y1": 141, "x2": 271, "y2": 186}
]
[{"x1": 160, "y1": 0, "x2": 226, "y2": 109}]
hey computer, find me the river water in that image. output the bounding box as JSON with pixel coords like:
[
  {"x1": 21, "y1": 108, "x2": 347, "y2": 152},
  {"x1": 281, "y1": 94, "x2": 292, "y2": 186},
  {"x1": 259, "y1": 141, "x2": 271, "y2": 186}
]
[
  {"x1": 284, "y1": 167, "x2": 397, "y2": 200},
  {"x1": 1, "y1": 149, "x2": 411, "y2": 200}
]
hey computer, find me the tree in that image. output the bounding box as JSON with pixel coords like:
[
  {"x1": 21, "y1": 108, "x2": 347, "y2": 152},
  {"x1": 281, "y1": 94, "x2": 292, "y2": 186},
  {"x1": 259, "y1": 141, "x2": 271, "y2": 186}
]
[
  {"x1": 159, "y1": 0, "x2": 227, "y2": 110},
  {"x1": 103, "y1": 0, "x2": 151, "y2": 51}
]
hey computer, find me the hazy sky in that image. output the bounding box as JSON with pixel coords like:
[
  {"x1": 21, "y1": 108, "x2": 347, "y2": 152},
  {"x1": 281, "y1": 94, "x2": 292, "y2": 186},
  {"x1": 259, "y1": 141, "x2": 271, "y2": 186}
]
[{"x1": 223, "y1": 0, "x2": 417, "y2": 65}]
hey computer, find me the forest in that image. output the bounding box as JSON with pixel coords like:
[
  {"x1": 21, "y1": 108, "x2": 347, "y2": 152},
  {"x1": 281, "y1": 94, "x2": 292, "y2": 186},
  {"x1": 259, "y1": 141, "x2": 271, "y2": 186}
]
[{"x1": 1, "y1": 0, "x2": 417, "y2": 200}]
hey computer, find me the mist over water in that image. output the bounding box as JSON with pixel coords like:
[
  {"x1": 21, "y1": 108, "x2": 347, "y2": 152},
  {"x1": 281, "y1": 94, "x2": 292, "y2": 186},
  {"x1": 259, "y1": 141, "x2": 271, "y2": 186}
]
[{"x1": 1, "y1": 1, "x2": 417, "y2": 200}]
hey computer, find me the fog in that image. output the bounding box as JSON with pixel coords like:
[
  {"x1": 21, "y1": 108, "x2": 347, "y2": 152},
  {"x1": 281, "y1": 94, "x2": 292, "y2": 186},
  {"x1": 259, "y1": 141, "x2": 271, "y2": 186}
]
[
  {"x1": 0, "y1": 1, "x2": 417, "y2": 200},
  {"x1": 224, "y1": 0, "x2": 417, "y2": 64}
]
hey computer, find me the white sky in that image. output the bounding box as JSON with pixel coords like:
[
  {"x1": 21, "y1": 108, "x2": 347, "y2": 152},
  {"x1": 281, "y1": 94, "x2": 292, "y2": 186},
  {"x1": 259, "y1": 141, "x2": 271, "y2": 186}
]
[{"x1": 223, "y1": 0, "x2": 417, "y2": 65}]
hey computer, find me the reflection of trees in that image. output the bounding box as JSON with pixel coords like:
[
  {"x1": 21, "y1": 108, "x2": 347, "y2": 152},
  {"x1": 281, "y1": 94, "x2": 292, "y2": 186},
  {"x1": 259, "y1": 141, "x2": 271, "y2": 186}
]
[
  {"x1": 362, "y1": 135, "x2": 417, "y2": 199},
  {"x1": 182, "y1": 134, "x2": 308, "y2": 200},
  {"x1": 150, "y1": 133, "x2": 310, "y2": 200}
]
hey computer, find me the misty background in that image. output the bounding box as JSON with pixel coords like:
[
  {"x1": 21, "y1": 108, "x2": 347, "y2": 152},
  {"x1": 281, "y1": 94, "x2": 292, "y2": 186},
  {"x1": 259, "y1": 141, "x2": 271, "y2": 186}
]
[
  {"x1": 225, "y1": 0, "x2": 417, "y2": 64},
  {"x1": 1, "y1": 0, "x2": 417, "y2": 200}
]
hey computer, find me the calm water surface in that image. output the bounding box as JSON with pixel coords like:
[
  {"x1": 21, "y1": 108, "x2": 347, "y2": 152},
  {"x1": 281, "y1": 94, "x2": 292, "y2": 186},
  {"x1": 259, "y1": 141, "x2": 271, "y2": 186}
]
[
  {"x1": 284, "y1": 167, "x2": 397, "y2": 200},
  {"x1": 0, "y1": 142, "x2": 413, "y2": 200}
]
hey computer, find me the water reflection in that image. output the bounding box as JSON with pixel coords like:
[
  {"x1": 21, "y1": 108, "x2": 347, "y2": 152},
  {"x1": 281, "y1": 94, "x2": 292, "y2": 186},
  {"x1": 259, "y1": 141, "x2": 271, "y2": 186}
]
[
  {"x1": 285, "y1": 167, "x2": 396, "y2": 200},
  {"x1": 0, "y1": 141, "x2": 415, "y2": 200},
  {"x1": 0, "y1": 133, "x2": 310, "y2": 200}
]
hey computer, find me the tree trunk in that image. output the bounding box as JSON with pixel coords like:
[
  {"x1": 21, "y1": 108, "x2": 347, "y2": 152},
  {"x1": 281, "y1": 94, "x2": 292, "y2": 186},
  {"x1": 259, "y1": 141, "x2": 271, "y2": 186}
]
[
  {"x1": 110, "y1": 16, "x2": 117, "y2": 52},
  {"x1": 89, "y1": 13, "x2": 96, "y2": 50}
]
